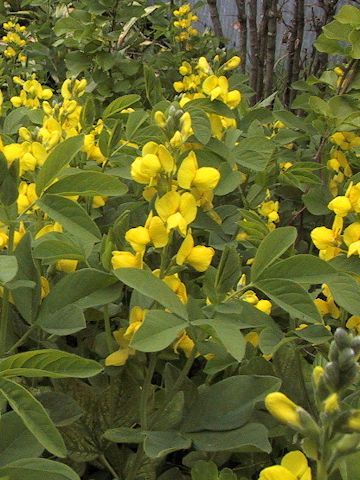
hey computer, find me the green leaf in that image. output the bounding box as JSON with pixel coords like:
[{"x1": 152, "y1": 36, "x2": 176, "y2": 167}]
[
  {"x1": 45, "y1": 171, "x2": 127, "y2": 197},
  {"x1": 214, "y1": 245, "x2": 241, "y2": 296},
  {"x1": 251, "y1": 226, "x2": 297, "y2": 281},
  {"x1": 37, "y1": 194, "x2": 101, "y2": 243},
  {"x1": 103, "y1": 427, "x2": 143, "y2": 444},
  {"x1": 35, "y1": 135, "x2": 84, "y2": 195},
  {"x1": 144, "y1": 64, "x2": 163, "y2": 106},
  {"x1": 188, "y1": 423, "x2": 271, "y2": 452},
  {"x1": 335, "y1": 5, "x2": 360, "y2": 26},
  {"x1": 191, "y1": 461, "x2": 218, "y2": 480},
  {"x1": 294, "y1": 324, "x2": 332, "y2": 344},
  {"x1": 255, "y1": 278, "x2": 322, "y2": 323},
  {"x1": 189, "y1": 110, "x2": 212, "y2": 145},
  {"x1": 193, "y1": 318, "x2": 245, "y2": 362},
  {"x1": 327, "y1": 273, "x2": 360, "y2": 316},
  {"x1": 36, "y1": 269, "x2": 117, "y2": 324},
  {"x1": 103, "y1": 94, "x2": 140, "y2": 119},
  {"x1": 303, "y1": 186, "x2": 332, "y2": 215},
  {"x1": 0, "y1": 256, "x2": 18, "y2": 284},
  {"x1": 184, "y1": 98, "x2": 234, "y2": 119},
  {"x1": 11, "y1": 234, "x2": 41, "y2": 323},
  {"x1": 0, "y1": 458, "x2": 80, "y2": 480},
  {"x1": 182, "y1": 375, "x2": 280, "y2": 432},
  {"x1": 350, "y1": 30, "x2": 360, "y2": 59},
  {"x1": 0, "y1": 377, "x2": 66, "y2": 457},
  {"x1": 0, "y1": 349, "x2": 102, "y2": 378},
  {"x1": 234, "y1": 136, "x2": 275, "y2": 171},
  {"x1": 33, "y1": 233, "x2": 85, "y2": 263},
  {"x1": 131, "y1": 310, "x2": 187, "y2": 352},
  {"x1": 143, "y1": 431, "x2": 191, "y2": 458},
  {"x1": 126, "y1": 110, "x2": 149, "y2": 141},
  {"x1": 261, "y1": 254, "x2": 337, "y2": 284},
  {"x1": 0, "y1": 412, "x2": 43, "y2": 467},
  {"x1": 38, "y1": 305, "x2": 86, "y2": 336},
  {"x1": 114, "y1": 268, "x2": 188, "y2": 320}
]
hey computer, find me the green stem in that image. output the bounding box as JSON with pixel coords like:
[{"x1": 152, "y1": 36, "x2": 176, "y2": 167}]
[
  {"x1": 100, "y1": 454, "x2": 119, "y2": 479},
  {"x1": 126, "y1": 354, "x2": 157, "y2": 480},
  {"x1": 6, "y1": 324, "x2": 38, "y2": 355},
  {"x1": 103, "y1": 304, "x2": 113, "y2": 354},
  {"x1": 316, "y1": 459, "x2": 328, "y2": 480},
  {"x1": 0, "y1": 224, "x2": 15, "y2": 356}
]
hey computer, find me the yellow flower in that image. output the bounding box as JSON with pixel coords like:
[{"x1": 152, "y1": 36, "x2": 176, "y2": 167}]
[
  {"x1": 312, "y1": 366, "x2": 324, "y2": 386},
  {"x1": 259, "y1": 451, "x2": 312, "y2": 480},
  {"x1": 154, "y1": 111, "x2": 167, "y2": 128},
  {"x1": 176, "y1": 232, "x2": 214, "y2": 272},
  {"x1": 346, "y1": 315, "x2": 360, "y2": 334},
  {"x1": 173, "y1": 331, "x2": 195, "y2": 357},
  {"x1": 347, "y1": 410, "x2": 360, "y2": 432},
  {"x1": 310, "y1": 226, "x2": 339, "y2": 251},
  {"x1": 222, "y1": 56, "x2": 241, "y2": 71},
  {"x1": 125, "y1": 226, "x2": 151, "y2": 253},
  {"x1": 35, "y1": 222, "x2": 63, "y2": 239},
  {"x1": 155, "y1": 191, "x2": 197, "y2": 236},
  {"x1": 111, "y1": 251, "x2": 142, "y2": 269},
  {"x1": 328, "y1": 196, "x2": 352, "y2": 217},
  {"x1": 40, "y1": 276, "x2": 50, "y2": 299},
  {"x1": 256, "y1": 299, "x2": 272, "y2": 315},
  {"x1": 177, "y1": 151, "x2": 220, "y2": 192},
  {"x1": 265, "y1": 392, "x2": 301, "y2": 429},
  {"x1": 56, "y1": 259, "x2": 78, "y2": 273},
  {"x1": 145, "y1": 212, "x2": 168, "y2": 248},
  {"x1": 323, "y1": 393, "x2": 339, "y2": 413}
]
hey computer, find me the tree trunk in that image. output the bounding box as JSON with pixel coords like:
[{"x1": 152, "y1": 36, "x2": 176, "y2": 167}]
[
  {"x1": 311, "y1": 0, "x2": 339, "y2": 76},
  {"x1": 234, "y1": 0, "x2": 247, "y2": 73},
  {"x1": 206, "y1": 0, "x2": 224, "y2": 39},
  {"x1": 284, "y1": 0, "x2": 304, "y2": 106},
  {"x1": 264, "y1": 0, "x2": 278, "y2": 98},
  {"x1": 246, "y1": 0, "x2": 258, "y2": 103},
  {"x1": 257, "y1": 0, "x2": 271, "y2": 101}
]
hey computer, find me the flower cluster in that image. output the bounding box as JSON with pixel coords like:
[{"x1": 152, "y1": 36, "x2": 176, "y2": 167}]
[
  {"x1": 2, "y1": 21, "x2": 27, "y2": 63},
  {"x1": 311, "y1": 181, "x2": 360, "y2": 260},
  {"x1": 11, "y1": 75, "x2": 53, "y2": 109},
  {"x1": 173, "y1": 4, "x2": 198, "y2": 46}
]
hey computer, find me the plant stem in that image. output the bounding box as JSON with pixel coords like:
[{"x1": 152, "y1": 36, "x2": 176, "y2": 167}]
[
  {"x1": 126, "y1": 354, "x2": 157, "y2": 480},
  {"x1": 6, "y1": 324, "x2": 38, "y2": 355},
  {"x1": 100, "y1": 454, "x2": 119, "y2": 479},
  {"x1": 0, "y1": 223, "x2": 15, "y2": 356},
  {"x1": 103, "y1": 304, "x2": 113, "y2": 353},
  {"x1": 316, "y1": 459, "x2": 328, "y2": 480}
]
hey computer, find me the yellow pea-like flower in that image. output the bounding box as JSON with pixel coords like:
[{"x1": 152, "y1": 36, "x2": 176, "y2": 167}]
[
  {"x1": 111, "y1": 251, "x2": 142, "y2": 269},
  {"x1": 265, "y1": 392, "x2": 302, "y2": 429},
  {"x1": 125, "y1": 226, "x2": 151, "y2": 253},
  {"x1": 56, "y1": 259, "x2": 78, "y2": 273},
  {"x1": 328, "y1": 196, "x2": 352, "y2": 217}
]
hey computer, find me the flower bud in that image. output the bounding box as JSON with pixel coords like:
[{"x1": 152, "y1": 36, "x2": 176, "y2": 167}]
[
  {"x1": 335, "y1": 328, "x2": 352, "y2": 349},
  {"x1": 265, "y1": 392, "x2": 302, "y2": 430},
  {"x1": 336, "y1": 433, "x2": 360, "y2": 455}
]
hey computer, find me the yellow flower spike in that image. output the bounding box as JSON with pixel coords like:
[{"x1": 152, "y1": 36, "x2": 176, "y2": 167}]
[
  {"x1": 310, "y1": 226, "x2": 339, "y2": 251},
  {"x1": 125, "y1": 226, "x2": 151, "y2": 252},
  {"x1": 312, "y1": 366, "x2": 324, "y2": 386},
  {"x1": 265, "y1": 392, "x2": 302, "y2": 429},
  {"x1": 111, "y1": 251, "x2": 142, "y2": 269},
  {"x1": 323, "y1": 393, "x2": 339, "y2": 413},
  {"x1": 56, "y1": 259, "x2": 78, "y2": 273},
  {"x1": 328, "y1": 196, "x2": 352, "y2": 217}
]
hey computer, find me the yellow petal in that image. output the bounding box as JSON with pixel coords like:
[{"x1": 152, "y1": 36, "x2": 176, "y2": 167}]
[
  {"x1": 179, "y1": 192, "x2": 197, "y2": 224},
  {"x1": 259, "y1": 465, "x2": 297, "y2": 480},
  {"x1": 281, "y1": 451, "x2": 309, "y2": 478},
  {"x1": 193, "y1": 167, "x2": 220, "y2": 192},
  {"x1": 148, "y1": 216, "x2": 168, "y2": 248},
  {"x1": 156, "y1": 191, "x2": 181, "y2": 220},
  {"x1": 186, "y1": 245, "x2": 215, "y2": 272},
  {"x1": 105, "y1": 349, "x2": 130, "y2": 366},
  {"x1": 157, "y1": 145, "x2": 174, "y2": 173},
  {"x1": 177, "y1": 151, "x2": 198, "y2": 189},
  {"x1": 176, "y1": 232, "x2": 194, "y2": 265},
  {"x1": 202, "y1": 75, "x2": 218, "y2": 95}
]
